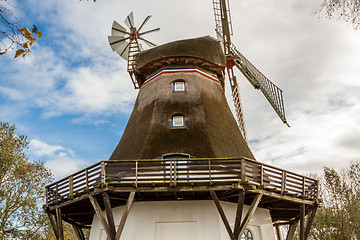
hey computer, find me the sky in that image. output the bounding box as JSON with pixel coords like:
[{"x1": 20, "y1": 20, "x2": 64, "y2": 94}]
[{"x1": 0, "y1": 0, "x2": 359, "y2": 180}]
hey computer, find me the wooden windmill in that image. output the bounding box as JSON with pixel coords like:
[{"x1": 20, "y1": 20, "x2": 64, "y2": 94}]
[{"x1": 43, "y1": 3, "x2": 320, "y2": 240}]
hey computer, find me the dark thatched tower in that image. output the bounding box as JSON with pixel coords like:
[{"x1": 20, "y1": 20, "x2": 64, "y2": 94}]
[{"x1": 110, "y1": 36, "x2": 254, "y2": 160}]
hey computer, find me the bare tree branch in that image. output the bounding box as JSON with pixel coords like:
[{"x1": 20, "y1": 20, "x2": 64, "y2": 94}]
[
  {"x1": 0, "y1": 0, "x2": 42, "y2": 57},
  {"x1": 319, "y1": 0, "x2": 360, "y2": 29}
]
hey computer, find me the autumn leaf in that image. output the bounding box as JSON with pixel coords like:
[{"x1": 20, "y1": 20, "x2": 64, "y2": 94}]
[
  {"x1": 32, "y1": 25, "x2": 42, "y2": 39},
  {"x1": 23, "y1": 41, "x2": 31, "y2": 49},
  {"x1": 14, "y1": 49, "x2": 26, "y2": 58},
  {"x1": 0, "y1": 50, "x2": 8, "y2": 55},
  {"x1": 19, "y1": 28, "x2": 35, "y2": 41}
]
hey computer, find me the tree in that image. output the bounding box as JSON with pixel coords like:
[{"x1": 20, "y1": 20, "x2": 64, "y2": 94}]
[
  {"x1": 0, "y1": 122, "x2": 53, "y2": 239},
  {"x1": 0, "y1": 0, "x2": 42, "y2": 58},
  {"x1": 319, "y1": 0, "x2": 360, "y2": 29},
  {"x1": 307, "y1": 162, "x2": 360, "y2": 239}
]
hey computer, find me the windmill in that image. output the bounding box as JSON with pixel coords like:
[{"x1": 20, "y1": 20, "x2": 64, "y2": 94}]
[
  {"x1": 43, "y1": 5, "x2": 319, "y2": 240},
  {"x1": 212, "y1": 0, "x2": 289, "y2": 141},
  {"x1": 108, "y1": 12, "x2": 160, "y2": 88}
]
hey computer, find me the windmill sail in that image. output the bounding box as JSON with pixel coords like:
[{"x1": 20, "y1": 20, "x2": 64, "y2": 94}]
[
  {"x1": 227, "y1": 67, "x2": 247, "y2": 140},
  {"x1": 212, "y1": 0, "x2": 289, "y2": 130},
  {"x1": 230, "y1": 45, "x2": 289, "y2": 126},
  {"x1": 109, "y1": 12, "x2": 160, "y2": 89}
]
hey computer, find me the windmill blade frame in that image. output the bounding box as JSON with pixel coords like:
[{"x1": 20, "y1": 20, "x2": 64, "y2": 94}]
[
  {"x1": 124, "y1": 12, "x2": 135, "y2": 29},
  {"x1": 231, "y1": 45, "x2": 288, "y2": 126},
  {"x1": 140, "y1": 28, "x2": 161, "y2": 36},
  {"x1": 116, "y1": 42, "x2": 130, "y2": 59},
  {"x1": 108, "y1": 36, "x2": 130, "y2": 51},
  {"x1": 139, "y1": 37, "x2": 157, "y2": 48},
  {"x1": 138, "y1": 15, "x2": 152, "y2": 32},
  {"x1": 112, "y1": 21, "x2": 129, "y2": 36}
]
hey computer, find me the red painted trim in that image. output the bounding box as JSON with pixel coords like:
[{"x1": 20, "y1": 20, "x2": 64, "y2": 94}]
[{"x1": 142, "y1": 68, "x2": 220, "y2": 87}]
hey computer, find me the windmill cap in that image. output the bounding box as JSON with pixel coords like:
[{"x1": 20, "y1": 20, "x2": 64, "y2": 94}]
[{"x1": 135, "y1": 36, "x2": 226, "y2": 85}]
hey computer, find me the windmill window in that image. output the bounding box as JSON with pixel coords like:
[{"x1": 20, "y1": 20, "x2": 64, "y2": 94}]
[
  {"x1": 173, "y1": 81, "x2": 186, "y2": 92},
  {"x1": 240, "y1": 229, "x2": 254, "y2": 240},
  {"x1": 172, "y1": 115, "x2": 185, "y2": 127}
]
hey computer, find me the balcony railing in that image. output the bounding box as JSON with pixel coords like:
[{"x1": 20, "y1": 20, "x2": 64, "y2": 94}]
[{"x1": 45, "y1": 158, "x2": 318, "y2": 205}]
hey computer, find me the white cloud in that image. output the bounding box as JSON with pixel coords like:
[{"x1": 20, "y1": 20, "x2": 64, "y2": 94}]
[
  {"x1": 45, "y1": 158, "x2": 88, "y2": 180},
  {"x1": 29, "y1": 139, "x2": 89, "y2": 179},
  {"x1": 30, "y1": 139, "x2": 64, "y2": 156}
]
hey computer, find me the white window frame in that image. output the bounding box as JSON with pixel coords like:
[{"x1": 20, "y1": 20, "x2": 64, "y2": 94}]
[
  {"x1": 173, "y1": 81, "x2": 186, "y2": 92},
  {"x1": 172, "y1": 115, "x2": 185, "y2": 127}
]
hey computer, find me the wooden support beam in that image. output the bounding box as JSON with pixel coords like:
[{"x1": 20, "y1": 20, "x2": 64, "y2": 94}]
[
  {"x1": 238, "y1": 193, "x2": 263, "y2": 237},
  {"x1": 89, "y1": 196, "x2": 113, "y2": 240},
  {"x1": 103, "y1": 192, "x2": 116, "y2": 239},
  {"x1": 46, "y1": 212, "x2": 60, "y2": 240},
  {"x1": 233, "y1": 189, "x2": 245, "y2": 239},
  {"x1": 210, "y1": 190, "x2": 235, "y2": 240},
  {"x1": 115, "y1": 191, "x2": 136, "y2": 240},
  {"x1": 275, "y1": 224, "x2": 283, "y2": 240},
  {"x1": 299, "y1": 204, "x2": 305, "y2": 240},
  {"x1": 72, "y1": 225, "x2": 86, "y2": 240},
  {"x1": 304, "y1": 205, "x2": 318, "y2": 239},
  {"x1": 56, "y1": 208, "x2": 64, "y2": 240},
  {"x1": 286, "y1": 220, "x2": 298, "y2": 240}
]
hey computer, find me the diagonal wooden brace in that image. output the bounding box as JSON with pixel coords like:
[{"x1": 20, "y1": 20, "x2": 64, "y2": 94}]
[
  {"x1": 46, "y1": 211, "x2": 60, "y2": 240},
  {"x1": 115, "y1": 191, "x2": 136, "y2": 240},
  {"x1": 210, "y1": 190, "x2": 235, "y2": 240},
  {"x1": 237, "y1": 193, "x2": 263, "y2": 237},
  {"x1": 72, "y1": 225, "x2": 86, "y2": 240},
  {"x1": 56, "y1": 208, "x2": 65, "y2": 240},
  {"x1": 286, "y1": 219, "x2": 299, "y2": 240},
  {"x1": 103, "y1": 192, "x2": 117, "y2": 239},
  {"x1": 89, "y1": 196, "x2": 113, "y2": 240},
  {"x1": 234, "y1": 189, "x2": 245, "y2": 239},
  {"x1": 304, "y1": 205, "x2": 318, "y2": 239}
]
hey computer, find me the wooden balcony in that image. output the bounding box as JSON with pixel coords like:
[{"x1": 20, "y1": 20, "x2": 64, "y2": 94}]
[{"x1": 44, "y1": 157, "x2": 320, "y2": 228}]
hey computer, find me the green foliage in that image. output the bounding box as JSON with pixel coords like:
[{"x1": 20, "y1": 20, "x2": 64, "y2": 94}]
[
  {"x1": 308, "y1": 162, "x2": 360, "y2": 239},
  {"x1": 0, "y1": 122, "x2": 53, "y2": 239},
  {"x1": 320, "y1": 0, "x2": 360, "y2": 29}
]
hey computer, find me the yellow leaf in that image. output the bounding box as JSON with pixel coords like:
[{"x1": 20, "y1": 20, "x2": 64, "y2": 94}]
[
  {"x1": 14, "y1": 49, "x2": 26, "y2": 58},
  {"x1": 0, "y1": 50, "x2": 8, "y2": 55},
  {"x1": 32, "y1": 25, "x2": 38, "y2": 33},
  {"x1": 32, "y1": 25, "x2": 42, "y2": 39},
  {"x1": 23, "y1": 41, "x2": 31, "y2": 49},
  {"x1": 19, "y1": 28, "x2": 35, "y2": 41}
]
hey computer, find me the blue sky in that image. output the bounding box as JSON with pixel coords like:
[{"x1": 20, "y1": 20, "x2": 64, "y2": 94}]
[{"x1": 1, "y1": 0, "x2": 360, "y2": 179}]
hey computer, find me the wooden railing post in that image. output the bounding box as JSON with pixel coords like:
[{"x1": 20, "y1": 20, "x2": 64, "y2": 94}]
[
  {"x1": 135, "y1": 161, "x2": 138, "y2": 188},
  {"x1": 302, "y1": 176, "x2": 306, "y2": 199},
  {"x1": 85, "y1": 168, "x2": 89, "y2": 189},
  {"x1": 56, "y1": 183, "x2": 59, "y2": 204},
  {"x1": 241, "y1": 159, "x2": 246, "y2": 183},
  {"x1": 69, "y1": 176, "x2": 74, "y2": 199},
  {"x1": 174, "y1": 160, "x2": 177, "y2": 187},
  {"x1": 281, "y1": 171, "x2": 286, "y2": 194},
  {"x1": 260, "y1": 164, "x2": 264, "y2": 186},
  {"x1": 101, "y1": 161, "x2": 106, "y2": 186},
  {"x1": 209, "y1": 159, "x2": 212, "y2": 184},
  {"x1": 169, "y1": 161, "x2": 173, "y2": 186}
]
